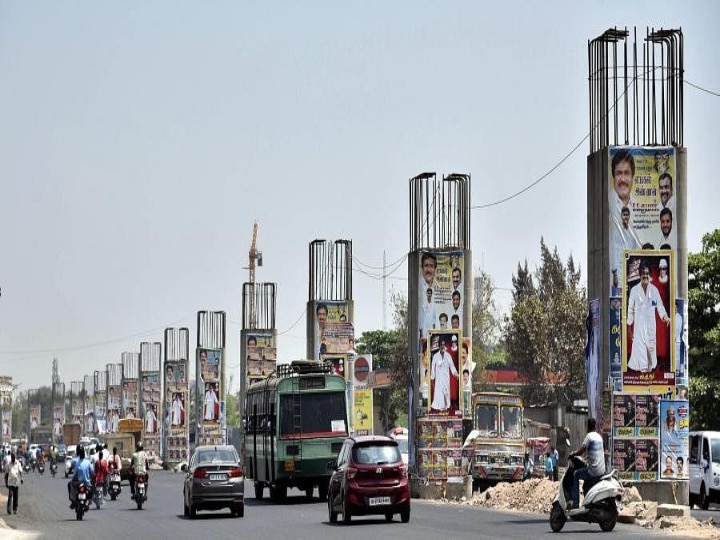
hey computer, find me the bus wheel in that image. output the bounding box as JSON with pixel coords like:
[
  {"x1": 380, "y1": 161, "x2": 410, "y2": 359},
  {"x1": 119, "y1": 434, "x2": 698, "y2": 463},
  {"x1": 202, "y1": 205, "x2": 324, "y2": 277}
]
[
  {"x1": 270, "y1": 484, "x2": 287, "y2": 503},
  {"x1": 254, "y1": 482, "x2": 263, "y2": 499}
]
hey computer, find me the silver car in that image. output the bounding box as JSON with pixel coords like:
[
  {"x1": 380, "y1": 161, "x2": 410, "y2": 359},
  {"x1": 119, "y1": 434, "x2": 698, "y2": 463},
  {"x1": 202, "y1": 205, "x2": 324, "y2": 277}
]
[{"x1": 182, "y1": 445, "x2": 244, "y2": 519}]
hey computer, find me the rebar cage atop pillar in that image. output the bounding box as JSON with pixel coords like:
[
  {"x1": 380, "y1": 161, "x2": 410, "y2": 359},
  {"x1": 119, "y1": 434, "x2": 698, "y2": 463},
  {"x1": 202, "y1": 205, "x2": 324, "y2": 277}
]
[
  {"x1": 308, "y1": 239, "x2": 353, "y2": 302},
  {"x1": 588, "y1": 27, "x2": 683, "y2": 152},
  {"x1": 409, "y1": 173, "x2": 471, "y2": 251},
  {"x1": 242, "y1": 283, "x2": 277, "y2": 330}
]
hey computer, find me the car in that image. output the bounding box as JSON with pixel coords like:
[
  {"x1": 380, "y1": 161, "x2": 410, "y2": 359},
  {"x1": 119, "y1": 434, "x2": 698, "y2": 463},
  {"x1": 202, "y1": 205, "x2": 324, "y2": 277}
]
[
  {"x1": 64, "y1": 447, "x2": 76, "y2": 478},
  {"x1": 182, "y1": 445, "x2": 244, "y2": 519},
  {"x1": 57, "y1": 444, "x2": 67, "y2": 460},
  {"x1": 327, "y1": 435, "x2": 410, "y2": 524}
]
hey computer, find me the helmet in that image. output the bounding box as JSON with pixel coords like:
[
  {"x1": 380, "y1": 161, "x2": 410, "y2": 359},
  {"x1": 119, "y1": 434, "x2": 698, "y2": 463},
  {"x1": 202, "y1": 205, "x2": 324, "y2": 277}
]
[{"x1": 136, "y1": 442, "x2": 143, "y2": 451}]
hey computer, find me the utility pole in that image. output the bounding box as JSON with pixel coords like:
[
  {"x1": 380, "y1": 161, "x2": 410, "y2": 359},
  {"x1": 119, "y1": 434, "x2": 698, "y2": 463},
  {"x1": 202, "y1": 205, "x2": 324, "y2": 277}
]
[{"x1": 382, "y1": 250, "x2": 387, "y2": 331}]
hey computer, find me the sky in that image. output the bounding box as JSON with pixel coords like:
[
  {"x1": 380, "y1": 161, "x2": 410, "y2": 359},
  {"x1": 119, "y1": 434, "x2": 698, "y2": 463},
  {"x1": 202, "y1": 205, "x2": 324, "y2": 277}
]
[{"x1": 1, "y1": 1, "x2": 718, "y2": 396}]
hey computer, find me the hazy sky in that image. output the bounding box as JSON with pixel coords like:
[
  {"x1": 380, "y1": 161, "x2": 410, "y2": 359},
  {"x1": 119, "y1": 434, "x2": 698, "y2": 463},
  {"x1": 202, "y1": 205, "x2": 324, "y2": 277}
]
[{"x1": 1, "y1": 1, "x2": 718, "y2": 395}]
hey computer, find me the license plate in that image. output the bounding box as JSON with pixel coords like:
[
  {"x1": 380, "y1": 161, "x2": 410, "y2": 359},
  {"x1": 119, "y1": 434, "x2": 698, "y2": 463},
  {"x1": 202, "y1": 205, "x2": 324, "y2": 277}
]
[
  {"x1": 209, "y1": 474, "x2": 226, "y2": 481},
  {"x1": 369, "y1": 496, "x2": 391, "y2": 506},
  {"x1": 78, "y1": 493, "x2": 86, "y2": 500}
]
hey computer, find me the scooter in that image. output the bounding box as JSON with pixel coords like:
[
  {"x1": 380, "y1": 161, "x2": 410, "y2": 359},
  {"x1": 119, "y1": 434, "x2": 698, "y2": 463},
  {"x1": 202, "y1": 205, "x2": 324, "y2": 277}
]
[
  {"x1": 23, "y1": 461, "x2": 31, "y2": 473},
  {"x1": 38, "y1": 462, "x2": 45, "y2": 475},
  {"x1": 134, "y1": 473, "x2": 147, "y2": 510},
  {"x1": 550, "y1": 455, "x2": 624, "y2": 533},
  {"x1": 108, "y1": 470, "x2": 122, "y2": 500},
  {"x1": 50, "y1": 462, "x2": 58, "y2": 477}
]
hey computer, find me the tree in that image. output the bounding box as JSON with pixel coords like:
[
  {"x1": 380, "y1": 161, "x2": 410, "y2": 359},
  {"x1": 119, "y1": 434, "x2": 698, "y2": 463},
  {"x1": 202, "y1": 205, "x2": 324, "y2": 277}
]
[
  {"x1": 471, "y1": 269, "x2": 506, "y2": 385},
  {"x1": 356, "y1": 290, "x2": 409, "y2": 431},
  {"x1": 688, "y1": 229, "x2": 720, "y2": 429},
  {"x1": 504, "y1": 239, "x2": 587, "y2": 406}
]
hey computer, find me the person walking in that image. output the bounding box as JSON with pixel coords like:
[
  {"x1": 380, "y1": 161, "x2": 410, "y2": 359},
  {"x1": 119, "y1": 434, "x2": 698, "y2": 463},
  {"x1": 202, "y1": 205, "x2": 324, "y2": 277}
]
[{"x1": 4, "y1": 453, "x2": 23, "y2": 515}]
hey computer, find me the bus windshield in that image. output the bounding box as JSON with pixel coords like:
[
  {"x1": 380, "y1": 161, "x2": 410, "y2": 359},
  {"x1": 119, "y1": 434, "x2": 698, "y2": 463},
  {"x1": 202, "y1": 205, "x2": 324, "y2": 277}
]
[
  {"x1": 500, "y1": 405, "x2": 522, "y2": 438},
  {"x1": 279, "y1": 392, "x2": 347, "y2": 437},
  {"x1": 474, "y1": 404, "x2": 499, "y2": 436}
]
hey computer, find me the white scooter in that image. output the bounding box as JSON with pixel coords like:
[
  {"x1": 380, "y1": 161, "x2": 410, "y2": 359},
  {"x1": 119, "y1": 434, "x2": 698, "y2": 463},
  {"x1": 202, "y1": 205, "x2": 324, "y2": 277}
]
[{"x1": 550, "y1": 455, "x2": 624, "y2": 532}]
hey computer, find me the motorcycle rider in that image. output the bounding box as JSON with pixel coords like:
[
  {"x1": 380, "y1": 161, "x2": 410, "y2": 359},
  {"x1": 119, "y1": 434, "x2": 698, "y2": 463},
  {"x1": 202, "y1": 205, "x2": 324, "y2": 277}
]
[
  {"x1": 109, "y1": 447, "x2": 122, "y2": 473},
  {"x1": 93, "y1": 453, "x2": 109, "y2": 508},
  {"x1": 568, "y1": 417, "x2": 606, "y2": 510},
  {"x1": 68, "y1": 446, "x2": 94, "y2": 509},
  {"x1": 129, "y1": 442, "x2": 149, "y2": 500}
]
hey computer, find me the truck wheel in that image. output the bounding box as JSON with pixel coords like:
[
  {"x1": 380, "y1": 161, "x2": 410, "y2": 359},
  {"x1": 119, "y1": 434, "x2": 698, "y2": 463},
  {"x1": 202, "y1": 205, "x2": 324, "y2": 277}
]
[{"x1": 700, "y1": 483, "x2": 710, "y2": 510}]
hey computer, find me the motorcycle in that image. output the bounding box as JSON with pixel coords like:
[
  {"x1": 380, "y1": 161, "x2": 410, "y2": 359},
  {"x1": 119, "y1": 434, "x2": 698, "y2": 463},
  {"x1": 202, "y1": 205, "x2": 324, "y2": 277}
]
[
  {"x1": 108, "y1": 470, "x2": 122, "y2": 501},
  {"x1": 38, "y1": 462, "x2": 45, "y2": 475},
  {"x1": 50, "y1": 462, "x2": 58, "y2": 478},
  {"x1": 23, "y1": 461, "x2": 31, "y2": 473},
  {"x1": 30, "y1": 458, "x2": 37, "y2": 472},
  {"x1": 74, "y1": 482, "x2": 93, "y2": 521},
  {"x1": 550, "y1": 455, "x2": 624, "y2": 533},
  {"x1": 134, "y1": 473, "x2": 147, "y2": 510}
]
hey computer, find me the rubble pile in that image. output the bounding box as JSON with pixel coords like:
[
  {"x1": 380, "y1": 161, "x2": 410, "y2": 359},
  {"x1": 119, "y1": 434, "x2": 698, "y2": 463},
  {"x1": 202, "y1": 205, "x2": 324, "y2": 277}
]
[{"x1": 458, "y1": 479, "x2": 720, "y2": 539}]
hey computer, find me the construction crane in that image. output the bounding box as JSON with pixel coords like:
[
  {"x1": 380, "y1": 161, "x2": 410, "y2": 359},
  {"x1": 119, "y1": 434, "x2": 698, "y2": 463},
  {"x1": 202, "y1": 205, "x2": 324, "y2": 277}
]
[{"x1": 248, "y1": 221, "x2": 262, "y2": 329}]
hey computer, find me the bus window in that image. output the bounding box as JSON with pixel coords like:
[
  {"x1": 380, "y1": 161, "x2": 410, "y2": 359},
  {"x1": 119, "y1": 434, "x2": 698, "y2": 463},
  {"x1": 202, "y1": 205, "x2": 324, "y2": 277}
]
[
  {"x1": 279, "y1": 392, "x2": 347, "y2": 437},
  {"x1": 501, "y1": 405, "x2": 521, "y2": 438},
  {"x1": 474, "y1": 404, "x2": 498, "y2": 435}
]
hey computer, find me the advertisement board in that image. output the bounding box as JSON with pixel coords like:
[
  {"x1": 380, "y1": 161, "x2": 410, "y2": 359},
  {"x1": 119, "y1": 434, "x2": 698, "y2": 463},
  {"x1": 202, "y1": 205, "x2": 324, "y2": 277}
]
[
  {"x1": 164, "y1": 360, "x2": 189, "y2": 462},
  {"x1": 425, "y1": 330, "x2": 463, "y2": 417},
  {"x1": 622, "y1": 251, "x2": 675, "y2": 394},
  {"x1": 197, "y1": 348, "x2": 223, "y2": 445},
  {"x1": 608, "y1": 146, "x2": 677, "y2": 293}
]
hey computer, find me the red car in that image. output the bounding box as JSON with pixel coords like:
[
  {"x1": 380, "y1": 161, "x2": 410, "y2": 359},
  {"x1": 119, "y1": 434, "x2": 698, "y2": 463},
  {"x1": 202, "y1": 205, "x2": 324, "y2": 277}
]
[{"x1": 327, "y1": 435, "x2": 410, "y2": 524}]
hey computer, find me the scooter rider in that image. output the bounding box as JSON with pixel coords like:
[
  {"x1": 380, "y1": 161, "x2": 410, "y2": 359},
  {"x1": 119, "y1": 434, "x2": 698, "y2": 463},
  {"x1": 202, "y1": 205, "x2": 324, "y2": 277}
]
[
  {"x1": 568, "y1": 417, "x2": 605, "y2": 510},
  {"x1": 129, "y1": 442, "x2": 149, "y2": 500},
  {"x1": 68, "y1": 446, "x2": 94, "y2": 509}
]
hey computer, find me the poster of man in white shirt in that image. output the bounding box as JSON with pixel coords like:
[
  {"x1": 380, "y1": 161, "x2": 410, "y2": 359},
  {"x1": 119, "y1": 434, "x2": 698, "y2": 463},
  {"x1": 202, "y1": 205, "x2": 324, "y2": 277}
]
[{"x1": 427, "y1": 331, "x2": 461, "y2": 417}]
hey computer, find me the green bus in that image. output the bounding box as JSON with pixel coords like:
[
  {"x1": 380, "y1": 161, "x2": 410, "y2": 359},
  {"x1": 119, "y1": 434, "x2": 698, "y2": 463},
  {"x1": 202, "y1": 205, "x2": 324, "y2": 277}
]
[{"x1": 244, "y1": 360, "x2": 348, "y2": 502}]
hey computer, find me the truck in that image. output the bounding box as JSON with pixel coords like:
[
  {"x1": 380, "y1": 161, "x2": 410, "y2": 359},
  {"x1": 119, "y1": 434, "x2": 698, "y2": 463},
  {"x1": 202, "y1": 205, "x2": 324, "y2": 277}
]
[
  {"x1": 105, "y1": 418, "x2": 144, "y2": 481},
  {"x1": 468, "y1": 391, "x2": 526, "y2": 490},
  {"x1": 63, "y1": 423, "x2": 82, "y2": 448}
]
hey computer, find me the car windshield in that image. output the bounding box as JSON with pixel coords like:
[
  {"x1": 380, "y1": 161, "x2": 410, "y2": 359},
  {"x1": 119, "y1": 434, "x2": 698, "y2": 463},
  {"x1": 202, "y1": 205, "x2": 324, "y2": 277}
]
[
  {"x1": 353, "y1": 443, "x2": 401, "y2": 465},
  {"x1": 196, "y1": 449, "x2": 237, "y2": 465},
  {"x1": 712, "y1": 439, "x2": 720, "y2": 465}
]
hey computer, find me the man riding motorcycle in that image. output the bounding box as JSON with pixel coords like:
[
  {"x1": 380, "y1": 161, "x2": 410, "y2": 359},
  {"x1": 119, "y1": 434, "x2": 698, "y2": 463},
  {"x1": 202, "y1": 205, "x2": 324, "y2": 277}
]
[
  {"x1": 568, "y1": 417, "x2": 605, "y2": 510},
  {"x1": 129, "y1": 442, "x2": 149, "y2": 500},
  {"x1": 68, "y1": 446, "x2": 94, "y2": 509}
]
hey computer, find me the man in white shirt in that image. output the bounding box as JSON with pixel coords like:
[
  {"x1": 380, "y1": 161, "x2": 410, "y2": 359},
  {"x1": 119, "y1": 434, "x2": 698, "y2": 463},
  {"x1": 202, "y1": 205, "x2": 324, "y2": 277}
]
[
  {"x1": 430, "y1": 339, "x2": 458, "y2": 411},
  {"x1": 626, "y1": 264, "x2": 671, "y2": 372},
  {"x1": 569, "y1": 418, "x2": 605, "y2": 509}
]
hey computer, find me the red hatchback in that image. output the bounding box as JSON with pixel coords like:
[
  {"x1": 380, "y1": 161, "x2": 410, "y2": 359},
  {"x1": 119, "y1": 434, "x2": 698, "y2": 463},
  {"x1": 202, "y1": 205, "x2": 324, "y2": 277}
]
[{"x1": 327, "y1": 435, "x2": 410, "y2": 524}]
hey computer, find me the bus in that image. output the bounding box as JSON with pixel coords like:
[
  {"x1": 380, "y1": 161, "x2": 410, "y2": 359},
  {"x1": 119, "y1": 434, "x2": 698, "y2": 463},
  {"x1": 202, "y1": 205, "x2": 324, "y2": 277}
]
[
  {"x1": 469, "y1": 391, "x2": 525, "y2": 489},
  {"x1": 244, "y1": 360, "x2": 348, "y2": 502}
]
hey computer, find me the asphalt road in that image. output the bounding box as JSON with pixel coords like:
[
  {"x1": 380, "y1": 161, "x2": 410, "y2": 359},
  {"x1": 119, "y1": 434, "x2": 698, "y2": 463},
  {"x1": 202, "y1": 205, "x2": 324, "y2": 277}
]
[{"x1": 0, "y1": 466, "x2": 716, "y2": 540}]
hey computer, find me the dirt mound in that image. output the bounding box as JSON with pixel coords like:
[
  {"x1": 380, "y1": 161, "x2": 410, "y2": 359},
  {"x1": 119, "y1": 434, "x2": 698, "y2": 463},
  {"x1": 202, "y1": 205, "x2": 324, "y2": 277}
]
[{"x1": 452, "y1": 479, "x2": 719, "y2": 539}]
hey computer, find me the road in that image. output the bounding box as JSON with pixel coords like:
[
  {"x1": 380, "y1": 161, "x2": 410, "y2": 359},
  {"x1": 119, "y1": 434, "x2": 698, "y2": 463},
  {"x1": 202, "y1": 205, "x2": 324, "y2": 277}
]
[{"x1": 0, "y1": 466, "x2": 716, "y2": 540}]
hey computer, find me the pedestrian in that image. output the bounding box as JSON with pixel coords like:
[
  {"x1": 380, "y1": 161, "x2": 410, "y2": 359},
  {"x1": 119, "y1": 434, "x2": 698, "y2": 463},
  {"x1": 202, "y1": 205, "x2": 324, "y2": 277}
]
[
  {"x1": 4, "y1": 453, "x2": 23, "y2": 515},
  {"x1": 551, "y1": 445, "x2": 559, "y2": 481},
  {"x1": 545, "y1": 452, "x2": 554, "y2": 479}
]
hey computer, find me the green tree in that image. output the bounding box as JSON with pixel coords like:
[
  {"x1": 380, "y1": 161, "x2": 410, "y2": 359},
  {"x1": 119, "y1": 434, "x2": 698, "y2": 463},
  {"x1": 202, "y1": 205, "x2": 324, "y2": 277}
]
[
  {"x1": 688, "y1": 229, "x2": 720, "y2": 429},
  {"x1": 504, "y1": 239, "x2": 587, "y2": 406},
  {"x1": 356, "y1": 296, "x2": 409, "y2": 432},
  {"x1": 471, "y1": 269, "x2": 506, "y2": 386}
]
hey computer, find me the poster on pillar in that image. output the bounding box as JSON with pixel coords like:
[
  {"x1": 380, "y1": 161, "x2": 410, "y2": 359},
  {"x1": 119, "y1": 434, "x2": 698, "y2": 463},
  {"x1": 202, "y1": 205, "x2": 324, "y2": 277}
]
[
  {"x1": 197, "y1": 348, "x2": 222, "y2": 445},
  {"x1": 585, "y1": 299, "x2": 602, "y2": 424},
  {"x1": 418, "y1": 250, "x2": 465, "y2": 355},
  {"x1": 425, "y1": 330, "x2": 462, "y2": 417},
  {"x1": 314, "y1": 300, "x2": 353, "y2": 358},
  {"x1": 608, "y1": 146, "x2": 677, "y2": 294},
  {"x1": 245, "y1": 332, "x2": 276, "y2": 385},
  {"x1": 622, "y1": 251, "x2": 675, "y2": 394},
  {"x1": 659, "y1": 400, "x2": 689, "y2": 480}
]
